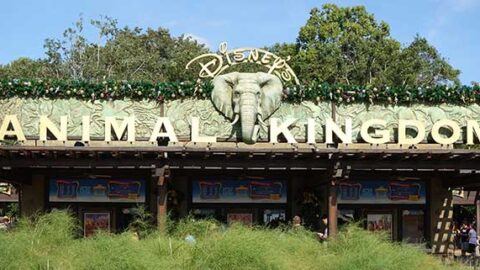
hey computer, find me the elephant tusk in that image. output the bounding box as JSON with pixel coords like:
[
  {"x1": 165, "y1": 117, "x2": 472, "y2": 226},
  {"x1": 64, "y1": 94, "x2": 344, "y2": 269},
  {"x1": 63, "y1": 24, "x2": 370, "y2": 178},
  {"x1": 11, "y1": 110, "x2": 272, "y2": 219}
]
[
  {"x1": 257, "y1": 115, "x2": 267, "y2": 127},
  {"x1": 252, "y1": 124, "x2": 260, "y2": 142},
  {"x1": 231, "y1": 114, "x2": 240, "y2": 126}
]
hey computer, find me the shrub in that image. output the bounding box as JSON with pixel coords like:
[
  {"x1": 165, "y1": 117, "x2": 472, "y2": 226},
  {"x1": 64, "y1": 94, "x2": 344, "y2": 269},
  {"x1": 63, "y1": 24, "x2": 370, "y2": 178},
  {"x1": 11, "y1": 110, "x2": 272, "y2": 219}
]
[{"x1": 0, "y1": 211, "x2": 466, "y2": 270}]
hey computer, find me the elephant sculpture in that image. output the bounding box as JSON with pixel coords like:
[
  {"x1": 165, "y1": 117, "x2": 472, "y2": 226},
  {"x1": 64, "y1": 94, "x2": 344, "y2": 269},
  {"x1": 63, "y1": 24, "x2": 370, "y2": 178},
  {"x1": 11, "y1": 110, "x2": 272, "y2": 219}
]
[{"x1": 211, "y1": 72, "x2": 284, "y2": 144}]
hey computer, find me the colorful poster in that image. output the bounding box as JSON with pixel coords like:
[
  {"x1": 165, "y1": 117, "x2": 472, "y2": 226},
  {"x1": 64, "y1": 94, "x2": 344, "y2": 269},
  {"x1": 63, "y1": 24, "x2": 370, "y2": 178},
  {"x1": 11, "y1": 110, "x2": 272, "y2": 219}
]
[
  {"x1": 367, "y1": 213, "x2": 393, "y2": 238},
  {"x1": 337, "y1": 180, "x2": 425, "y2": 204},
  {"x1": 192, "y1": 180, "x2": 287, "y2": 203},
  {"x1": 49, "y1": 179, "x2": 146, "y2": 203},
  {"x1": 84, "y1": 212, "x2": 110, "y2": 237},
  {"x1": 227, "y1": 213, "x2": 253, "y2": 226}
]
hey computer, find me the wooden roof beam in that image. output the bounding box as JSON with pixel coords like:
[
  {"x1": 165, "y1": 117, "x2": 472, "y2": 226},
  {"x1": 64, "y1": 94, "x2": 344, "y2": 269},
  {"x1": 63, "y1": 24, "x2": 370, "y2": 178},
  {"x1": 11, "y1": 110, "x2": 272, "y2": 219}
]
[
  {"x1": 469, "y1": 154, "x2": 480, "y2": 160},
  {"x1": 382, "y1": 153, "x2": 392, "y2": 159}
]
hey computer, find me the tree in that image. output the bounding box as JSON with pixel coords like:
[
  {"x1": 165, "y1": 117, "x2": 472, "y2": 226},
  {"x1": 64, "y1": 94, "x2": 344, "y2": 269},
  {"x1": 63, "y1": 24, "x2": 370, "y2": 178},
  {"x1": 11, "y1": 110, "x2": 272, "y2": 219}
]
[
  {"x1": 0, "y1": 58, "x2": 52, "y2": 79},
  {"x1": 1, "y1": 16, "x2": 209, "y2": 82},
  {"x1": 296, "y1": 4, "x2": 401, "y2": 85},
  {"x1": 386, "y1": 35, "x2": 460, "y2": 87},
  {"x1": 0, "y1": 9, "x2": 461, "y2": 86},
  {"x1": 270, "y1": 4, "x2": 460, "y2": 87}
]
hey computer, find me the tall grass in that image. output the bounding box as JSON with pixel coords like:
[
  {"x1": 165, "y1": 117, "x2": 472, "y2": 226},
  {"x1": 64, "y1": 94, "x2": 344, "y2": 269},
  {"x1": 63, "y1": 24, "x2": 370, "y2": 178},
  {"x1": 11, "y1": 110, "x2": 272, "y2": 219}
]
[{"x1": 0, "y1": 211, "x2": 466, "y2": 270}]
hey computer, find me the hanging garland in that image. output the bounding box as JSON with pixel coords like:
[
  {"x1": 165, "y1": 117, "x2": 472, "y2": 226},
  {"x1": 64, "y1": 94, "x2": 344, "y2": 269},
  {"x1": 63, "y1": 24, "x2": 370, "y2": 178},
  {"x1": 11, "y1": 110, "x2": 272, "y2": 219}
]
[
  {"x1": 0, "y1": 78, "x2": 479, "y2": 105},
  {"x1": 284, "y1": 83, "x2": 480, "y2": 104},
  {"x1": 0, "y1": 79, "x2": 212, "y2": 103}
]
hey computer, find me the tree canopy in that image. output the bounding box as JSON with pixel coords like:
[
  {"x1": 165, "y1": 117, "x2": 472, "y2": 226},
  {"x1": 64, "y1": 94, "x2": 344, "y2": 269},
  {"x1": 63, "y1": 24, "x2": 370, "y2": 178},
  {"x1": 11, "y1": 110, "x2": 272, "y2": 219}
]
[
  {"x1": 270, "y1": 4, "x2": 460, "y2": 87},
  {"x1": 0, "y1": 4, "x2": 461, "y2": 87},
  {"x1": 0, "y1": 16, "x2": 208, "y2": 82}
]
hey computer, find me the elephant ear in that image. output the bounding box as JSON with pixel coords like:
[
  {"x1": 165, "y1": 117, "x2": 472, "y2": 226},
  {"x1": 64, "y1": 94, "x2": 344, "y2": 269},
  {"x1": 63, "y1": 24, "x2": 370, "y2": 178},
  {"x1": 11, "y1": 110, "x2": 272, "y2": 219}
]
[
  {"x1": 211, "y1": 72, "x2": 238, "y2": 119},
  {"x1": 257, "y1": 72, "x2": 283, "y2": 119}
]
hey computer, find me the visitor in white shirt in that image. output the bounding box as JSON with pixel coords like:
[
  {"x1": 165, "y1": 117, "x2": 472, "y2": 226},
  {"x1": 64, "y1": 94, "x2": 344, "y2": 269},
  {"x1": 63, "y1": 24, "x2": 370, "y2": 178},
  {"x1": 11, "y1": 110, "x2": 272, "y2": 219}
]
[{"x1": 468, "y1": 224, "x2": 478, "y2": 255}]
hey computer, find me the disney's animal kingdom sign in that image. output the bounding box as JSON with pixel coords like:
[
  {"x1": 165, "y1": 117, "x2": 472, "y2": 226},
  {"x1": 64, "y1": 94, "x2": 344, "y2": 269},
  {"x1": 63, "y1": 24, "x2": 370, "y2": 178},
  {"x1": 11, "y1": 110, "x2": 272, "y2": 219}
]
[
  {"x1": 1, "y1": 114, "x2": 480, "y2": 145},
  {"x1": 1, "y1": 43, "x2": 479, "y2": 147}
]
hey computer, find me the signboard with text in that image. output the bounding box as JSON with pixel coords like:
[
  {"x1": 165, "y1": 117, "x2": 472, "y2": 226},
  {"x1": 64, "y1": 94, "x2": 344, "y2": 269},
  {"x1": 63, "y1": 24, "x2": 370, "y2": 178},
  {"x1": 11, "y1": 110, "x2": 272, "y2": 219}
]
[
  {"x1": 49, "y1": 179, "x2": 146, "y2": 203},
  {"x1": 337, "y1": 180, "x2": 426, "y2": 204},
  {"x1": 192, "y1": 180, "x2": 287, "y2": 204}
]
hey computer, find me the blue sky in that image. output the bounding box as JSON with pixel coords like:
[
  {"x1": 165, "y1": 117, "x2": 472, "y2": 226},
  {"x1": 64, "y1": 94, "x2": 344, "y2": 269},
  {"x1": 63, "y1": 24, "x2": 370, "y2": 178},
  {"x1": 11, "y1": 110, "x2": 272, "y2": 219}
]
[{"x1": 0, "y1": 0, "x2": 478, "y2": 84}]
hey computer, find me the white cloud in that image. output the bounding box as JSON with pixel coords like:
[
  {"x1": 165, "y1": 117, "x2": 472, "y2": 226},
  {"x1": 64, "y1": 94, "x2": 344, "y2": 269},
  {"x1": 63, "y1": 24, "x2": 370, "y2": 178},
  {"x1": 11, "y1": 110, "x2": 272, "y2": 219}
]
[{"x1": 185, "y1": 33, "x2": 211, "y2": 49}]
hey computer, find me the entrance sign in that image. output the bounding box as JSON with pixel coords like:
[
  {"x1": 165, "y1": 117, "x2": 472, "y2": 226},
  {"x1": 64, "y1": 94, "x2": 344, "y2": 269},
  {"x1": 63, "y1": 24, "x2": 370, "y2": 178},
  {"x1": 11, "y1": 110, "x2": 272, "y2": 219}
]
[
  {"x1": 0, "y1": 115, "x2": 26, "y2": 141},
  {"x1": 149, "y1": 117, "x2": 179, "y2": 142},
  {"x1": 39, "y1": 115, "x2": 68, "y2": 141},
  {"x1": 49, "y1": 179, "x2": 146, "y2": 203},
  {"x1": 360, "y1": 119, "x2": 389, "y2": 144},
  {"x1": 269, "y1": 118, "x2": 297, "y2": 143},
  {"x1": 398, "y1": 120, "x2": 425, "y2": 145},
  {"x1": 326, "y1": 118, "x2": 352, "y2": 144},
  {"x1": 2, "y1": 114, "x2": 480, "y2": 145},
  {"x1": 105, "y1": 116, "x2": 135, "y2": 142},
  {"x1": 337, "y1": 180, "x2": 426, "y2": 204},
  {"x1": 192, "y1": 180, "x2": 287, "y2": 203},
  {"x1": 431, "y1": 119, "x2": 461, "y2": 145}
]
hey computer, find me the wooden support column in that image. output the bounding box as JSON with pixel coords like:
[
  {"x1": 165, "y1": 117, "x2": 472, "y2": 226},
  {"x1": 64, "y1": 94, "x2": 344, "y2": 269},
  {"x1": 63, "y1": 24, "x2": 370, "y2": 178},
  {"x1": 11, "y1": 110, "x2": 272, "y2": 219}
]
[
  {"x1": 476, "y1": 192, "x2": 480, "y2": 232},
  {"x1": 20, "y1": 173, "x2": 45, "y2": 217},
  {"x1": 328, "y1": 180, "x2": 338, "y2": 238},
  {"x1": 155, "y1": 166, "x2": 170, "y2": 233},
  {"x1": 430, "y1": 178, "x2": 454, "y2": 254}
]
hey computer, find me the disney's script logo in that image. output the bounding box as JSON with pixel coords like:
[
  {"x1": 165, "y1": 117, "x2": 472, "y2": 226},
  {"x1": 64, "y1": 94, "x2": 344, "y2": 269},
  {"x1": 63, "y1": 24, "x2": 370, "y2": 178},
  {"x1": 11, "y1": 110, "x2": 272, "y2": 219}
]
[{"x1": 186, "y1": 42, "x2": 299, "y2": 85}]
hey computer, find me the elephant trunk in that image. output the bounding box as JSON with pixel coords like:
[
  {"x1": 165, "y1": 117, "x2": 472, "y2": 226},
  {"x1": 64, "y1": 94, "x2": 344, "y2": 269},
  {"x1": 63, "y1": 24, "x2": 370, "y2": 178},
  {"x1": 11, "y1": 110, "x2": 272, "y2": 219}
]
[{"x1": 240, "y1": 94, "x2": 258, "y2": 144}]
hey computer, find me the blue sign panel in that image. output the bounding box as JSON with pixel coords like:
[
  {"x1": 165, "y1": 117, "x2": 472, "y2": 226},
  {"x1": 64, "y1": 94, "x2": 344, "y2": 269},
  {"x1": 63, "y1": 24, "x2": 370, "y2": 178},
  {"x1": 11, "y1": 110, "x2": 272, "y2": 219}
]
[
  {"x1": 49, "y1": 179, "x2": 146, "y2": 203},
  {"x1": 192, "y1": 180, "x2": 287, "y2": 204},
  {"x1": 337, "y1": 180, "x2": 426, "y2": 204}
]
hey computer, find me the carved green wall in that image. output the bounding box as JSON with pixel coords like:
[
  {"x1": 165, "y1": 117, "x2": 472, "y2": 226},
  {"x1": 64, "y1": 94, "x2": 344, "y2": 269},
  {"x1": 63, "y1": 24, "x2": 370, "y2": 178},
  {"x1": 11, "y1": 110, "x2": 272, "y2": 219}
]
[
  {"x1": 336, "y1": 103, "x2": 480, "y2": 141},
  {"x1": 0, "y1": 98, "x2": 161, "y2": 139},
  {"x1": 1, "y1": 97, "x2": 478, "y2": 142}
]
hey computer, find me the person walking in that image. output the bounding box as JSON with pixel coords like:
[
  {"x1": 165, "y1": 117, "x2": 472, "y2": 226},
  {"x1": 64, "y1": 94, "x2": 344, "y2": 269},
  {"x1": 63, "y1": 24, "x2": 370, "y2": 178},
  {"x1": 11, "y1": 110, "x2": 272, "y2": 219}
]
[
  {"x1": 317, "y1": 214, "x2": 328, "y2": 241},
  {"x1": 460, "y1": 223, "x2": 470, "y2": 256},
  {"x1": 468, "y1": 224, "x2": 478, "y2": 256}
]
